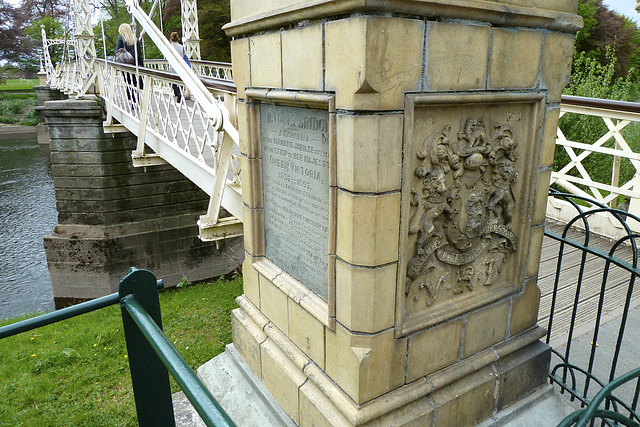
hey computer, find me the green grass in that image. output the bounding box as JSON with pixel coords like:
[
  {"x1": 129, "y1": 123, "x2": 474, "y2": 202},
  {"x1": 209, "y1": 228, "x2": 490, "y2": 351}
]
[
  {"x1": 0, "y1": 275, "x2": 243, "y2": 426},
  {"x1": 0, "y1": 79, "x2": 39, "y2": 91},
  {"x1": 0, "y1": 94, "x2": 38, "y2": 125}
]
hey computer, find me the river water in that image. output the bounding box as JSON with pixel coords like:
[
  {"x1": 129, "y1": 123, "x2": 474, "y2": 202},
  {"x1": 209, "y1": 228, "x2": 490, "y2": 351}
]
[{"x1": 0, "y1": 131, "x2": 57, "y2": 320}]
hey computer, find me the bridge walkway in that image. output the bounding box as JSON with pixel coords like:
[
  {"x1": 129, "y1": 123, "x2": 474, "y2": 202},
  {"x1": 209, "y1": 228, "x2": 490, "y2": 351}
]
[{"x1": 538, "y1": 220, "x2": 639, "y2": 344}]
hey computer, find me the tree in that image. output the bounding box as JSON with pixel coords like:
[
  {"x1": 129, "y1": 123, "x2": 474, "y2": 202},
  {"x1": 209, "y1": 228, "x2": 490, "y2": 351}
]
[
  {"x1": 0, "y1": 0, "x2": 66, "y2": 70},
  {"x1": 95, "y1": 0, "x2": 170, "y2": 60},
  {"x1": 162, "y1": 0, "x2": 181, "y2": 35},
  {"x1": 93, "y1": 0, "x2": 232, "y2": 63},
  {"x1": 574, "y1": 0, "x2": 640, "y2": 80},
  {"x1": 21, "y1": 0, "x2": 65, "y2": 21},
  {"x1": 94, "y1": 0, "x2": 129, "y2": 59},
  {"x1": 25, "y1": 16, "x2": 64, "y2": 68},
  {"x1": 197, "y1": 0, "x2": 230, "y2": 62},
  {"x1": 159, "y1": 0, "x2": 230, "y2": 62},
  {"x1": 0, "y1": 0, "x2": 29, "y2": 64},
  {"x1": 557, "y1": 47, "x2": 638, "y2": 198}
]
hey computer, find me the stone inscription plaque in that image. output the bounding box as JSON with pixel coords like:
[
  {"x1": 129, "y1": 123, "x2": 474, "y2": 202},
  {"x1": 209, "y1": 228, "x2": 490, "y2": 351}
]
[{"x1": 261, "y1": 104, "x2": 330, "y2": 300}]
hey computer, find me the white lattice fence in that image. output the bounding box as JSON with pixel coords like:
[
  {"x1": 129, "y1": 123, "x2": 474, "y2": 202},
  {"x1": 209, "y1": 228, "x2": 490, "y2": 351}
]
[{"x1": 550, "y1": 95, "x2": 640, "y2": 235}]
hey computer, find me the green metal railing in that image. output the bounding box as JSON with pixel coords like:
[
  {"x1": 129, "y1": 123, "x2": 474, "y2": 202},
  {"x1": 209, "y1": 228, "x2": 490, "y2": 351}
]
[
  {"x1": 0, "y1": 268, "x2": 236, "y2": 427},
  {"x1": 558, "y1": 367, "x2": 640, "y2": 427},
  {"x1": 546, "y1": 190, "x2": 640, "y2": 426}
]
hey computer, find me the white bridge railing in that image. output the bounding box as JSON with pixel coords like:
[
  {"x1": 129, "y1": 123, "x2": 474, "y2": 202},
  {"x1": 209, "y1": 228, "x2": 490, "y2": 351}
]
[
  {"x1": 144, "y1": 59, "x2": 233, "y2": 81},
  {"x1": 549, "y1": 95, "x2": 640, "y2": 236},
  {"x1": 41, "y1": 0, "x2": 242, "y2": 242}
]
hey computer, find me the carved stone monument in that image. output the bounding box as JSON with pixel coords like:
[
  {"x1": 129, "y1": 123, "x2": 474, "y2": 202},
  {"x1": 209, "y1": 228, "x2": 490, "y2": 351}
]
[{"x1": 225, "y1": 1, "x2": 580, "y2": 425}]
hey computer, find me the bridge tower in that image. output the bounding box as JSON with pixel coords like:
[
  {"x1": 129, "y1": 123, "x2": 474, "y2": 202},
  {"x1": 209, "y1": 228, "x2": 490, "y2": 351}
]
[
  {"x1": 181, "y1": 0, "x2": 201, "y2": 60},
  {"x1": 71, "y1": 0, "x2": 98, "y2": 95}
]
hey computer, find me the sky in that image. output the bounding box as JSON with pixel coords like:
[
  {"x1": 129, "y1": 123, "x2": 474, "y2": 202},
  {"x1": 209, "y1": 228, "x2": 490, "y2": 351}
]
[{"x1": 602, "y1": 0, "x2": 639, "y2": 20}]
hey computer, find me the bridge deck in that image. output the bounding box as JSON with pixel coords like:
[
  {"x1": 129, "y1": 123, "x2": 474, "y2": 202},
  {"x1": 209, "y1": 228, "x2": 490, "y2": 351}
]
[
  {"x1": 107, "y1": 77, "x2": 244, "y2": 225},
  {"x1": 538, "y1": 220, "x2": 640, "y2": 343}
]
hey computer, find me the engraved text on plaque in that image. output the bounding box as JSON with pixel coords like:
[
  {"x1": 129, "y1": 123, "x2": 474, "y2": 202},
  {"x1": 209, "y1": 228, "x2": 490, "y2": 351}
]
[{"x1": 260, "y1": 104, "x2": 330, "y2": 300}]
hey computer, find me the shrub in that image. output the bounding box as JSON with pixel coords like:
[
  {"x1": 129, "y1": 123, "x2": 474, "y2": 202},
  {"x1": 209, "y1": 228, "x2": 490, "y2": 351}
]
[
  {"x1": 556, "y1": 46, "x2": 638, "y2": 195},
  {"x1": 0, "y1": 97, "x2": 38, "y2": 125},
  {"x1": 19, "y1": 107, "x2": 39, "y2": 126}
]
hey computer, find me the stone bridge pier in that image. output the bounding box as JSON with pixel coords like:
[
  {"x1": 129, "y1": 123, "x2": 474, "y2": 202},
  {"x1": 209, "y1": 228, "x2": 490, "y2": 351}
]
[
  {"x1": 38, "y1": 91, "x2": 243, "y2": 307},
  {"x1": 222, "y1": 0, "x2": 581, "y2": 425}
]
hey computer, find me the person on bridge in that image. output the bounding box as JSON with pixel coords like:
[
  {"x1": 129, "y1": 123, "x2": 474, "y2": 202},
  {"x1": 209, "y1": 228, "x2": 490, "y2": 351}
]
[
  {"x1": 116, "y1": 23, "x2": 144, "y2": 102},
  {"x1": 169, "y1": 31, "x2": 187, "y2": 103}
]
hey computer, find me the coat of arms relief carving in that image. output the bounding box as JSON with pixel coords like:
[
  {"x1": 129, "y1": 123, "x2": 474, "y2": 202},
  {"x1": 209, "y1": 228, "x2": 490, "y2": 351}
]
[{"x1": 405, "y1": 117, "x2": 520, "y2": 307}]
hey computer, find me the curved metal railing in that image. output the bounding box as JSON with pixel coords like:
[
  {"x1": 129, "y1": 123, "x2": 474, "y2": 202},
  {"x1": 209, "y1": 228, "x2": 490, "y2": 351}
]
[
  {"x1": 144, "y1": 59, "x2": 233, "y2": 81},
  {"x1": 544, "y1": 189, "x2": 640, "y2": 426},
  {"x1": 0, "y1": 269, "x2": 237, "y2": 427},
  {"x1": 95, "y1": 58, "x2": 243, "y2": 238}
]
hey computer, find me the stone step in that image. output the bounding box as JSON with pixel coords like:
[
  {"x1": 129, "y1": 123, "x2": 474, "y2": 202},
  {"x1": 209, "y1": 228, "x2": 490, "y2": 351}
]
[
  {"x1": 478, "y1": 385, "x2": 573, "y2": 426},
  {"x1": 173, "y1": 344, "x2": 295, "y2": 427}
]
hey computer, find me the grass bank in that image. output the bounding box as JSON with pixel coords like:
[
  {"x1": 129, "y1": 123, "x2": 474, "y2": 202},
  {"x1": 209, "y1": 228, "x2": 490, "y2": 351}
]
[
  {"x1": 0, "y1": 275, "x2": 243, "y2": 426},
  {"x1": 0, "y1": 79, "x2": 39, "y2": 126},
  {"x1": 1, "y1": 79, "x2": 39, "y2": 91}
]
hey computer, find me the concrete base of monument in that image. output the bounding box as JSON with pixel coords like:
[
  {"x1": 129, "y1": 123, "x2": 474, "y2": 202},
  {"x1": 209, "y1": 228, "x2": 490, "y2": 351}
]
[
  {"x1": 173, "y1": 344, "x2": 296, "y2": 427},
  {"x1": 175, "y1": 345, "x2": 573, "y2": 427},
  {"x1": 478, "y1": 384, "x2": 573, "y2": 426},
  {"x1": 223, "y1": 293, "x2": 572, "y2": 425}
]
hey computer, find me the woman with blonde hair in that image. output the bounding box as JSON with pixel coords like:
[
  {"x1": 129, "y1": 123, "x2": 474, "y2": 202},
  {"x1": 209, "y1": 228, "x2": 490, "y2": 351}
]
[
  {"x1": 115, "y1": 23, "x2": 144, "y2": 101},
  {"x1": 116, "y1": 23, "x2": 143, "y2": 66}
]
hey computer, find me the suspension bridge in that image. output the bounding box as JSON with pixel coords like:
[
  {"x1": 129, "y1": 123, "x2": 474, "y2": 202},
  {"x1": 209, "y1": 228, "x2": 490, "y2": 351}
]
[{"x1": 41, "y1": 0, "x2": 243, "y2": 243}]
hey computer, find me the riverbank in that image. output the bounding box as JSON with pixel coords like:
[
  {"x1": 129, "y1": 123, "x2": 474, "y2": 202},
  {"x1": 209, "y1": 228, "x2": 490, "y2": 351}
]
[
  {"x1": 0, "y1": 124, "x2": 37, "y2": 138},
  {"x1": 0, "y1": 91, "x2": 39, "y2": 126},
  {"x1": 0, "y1": 275, "x2": 243, "y2": 425}
]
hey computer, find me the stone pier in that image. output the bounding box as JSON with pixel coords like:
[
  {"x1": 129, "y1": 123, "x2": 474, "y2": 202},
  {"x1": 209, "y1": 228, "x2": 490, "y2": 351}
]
[
  {"x1": 221, "y1": 1, "x2": 581, "y2": 425},
  {"x1": 34, "y1": 86, "x2": 68, "y2": 149},
  {"x1": 41, "y1": 96, "x2": 243, "y2": 307}
]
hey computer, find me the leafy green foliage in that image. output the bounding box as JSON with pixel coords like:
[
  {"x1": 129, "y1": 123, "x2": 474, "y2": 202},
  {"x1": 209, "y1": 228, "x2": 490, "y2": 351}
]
[
  {"x1": 23, "y1": 16, "x2": 64, "y2": 69},
  {"x1": 564, "y1": 46, "x2": 635, "y2": 101},
  {"x1": 93, "y1": 0, "x2": 129, "y2": 60},
  {"x1": 1, "y1": 0, "x2": 66, "y2": 71},
  {"x1": 574, "y1": 0, "x2": 640, "y2": 80},
  {"x1": 197, "y1": 0, "x2": 231, "y2": 62},
  {"x1": 0, "y1": 93, "x2": 37, "y2": 125},
  {"x1": 19, "y1": 106, "x2": 39, "y2": 125},
  {"x1": 556, "y1": 46, "x2": 639, "y2": 196},
  {"x1": 176, "y1": 275, "x2": 191, "y2": 288},
  {"x1": 0, "y1": 276, "x2": 243, "y2": 425},
  {"x1": 575, "y1": 0, "x2": 598, "y2": 48},
  {"x1": 162, "y1": 0, "x2": 182, "y2": 35}
]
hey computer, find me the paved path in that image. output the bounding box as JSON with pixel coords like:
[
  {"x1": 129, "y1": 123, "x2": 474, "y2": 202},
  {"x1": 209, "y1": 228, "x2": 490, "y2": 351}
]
[
  {"x1": 554, "y1": 303, "x2": 640, "y2": 411},
  {"x1": 538, "y1": 220, "x2": 639, "y2": 343}
]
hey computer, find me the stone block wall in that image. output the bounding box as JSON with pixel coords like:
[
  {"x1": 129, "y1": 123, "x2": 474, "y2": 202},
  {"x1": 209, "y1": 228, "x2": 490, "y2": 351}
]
[
  {"x1": 34, "y1": 86, "x2": 68, "y2": 148},
  {"x1": 41, "y1": 97, "x2": 243, "y2": 306}
]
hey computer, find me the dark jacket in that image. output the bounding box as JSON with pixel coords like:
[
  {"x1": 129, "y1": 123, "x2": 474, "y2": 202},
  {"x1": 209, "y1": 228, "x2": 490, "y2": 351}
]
[{"x1": 116, "y1": 36, "x2": 144, "y2": 67}]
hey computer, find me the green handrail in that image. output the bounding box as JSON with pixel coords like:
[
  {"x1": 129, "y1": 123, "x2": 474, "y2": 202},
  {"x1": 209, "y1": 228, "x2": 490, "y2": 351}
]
[
  {"x1": 122, "y1": 295, "x2": 235, "y2": 427},
  {"x1": 557, "y1": 367, "x2": 640, "y2": 427},
  {"x1": 1, "y1": 268, "x2": 235, "y2": 427},
  {"x1": 0, "y1": 279, "x2": 164, "y2": 339}
]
